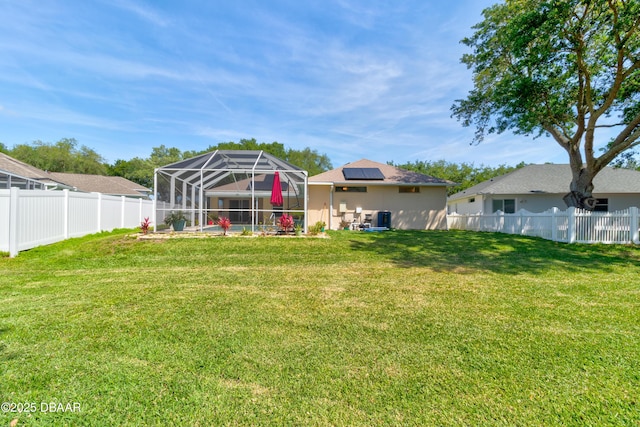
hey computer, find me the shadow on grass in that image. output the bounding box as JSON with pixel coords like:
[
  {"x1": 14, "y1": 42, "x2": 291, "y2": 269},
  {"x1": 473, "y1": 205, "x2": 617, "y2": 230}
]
[{"x1": 347, "y1": 229, "x2": 640, "y2": 274}]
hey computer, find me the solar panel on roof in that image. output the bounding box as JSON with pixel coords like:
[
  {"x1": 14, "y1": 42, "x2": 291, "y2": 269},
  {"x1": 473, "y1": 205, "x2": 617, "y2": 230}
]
[{"x1": 342, "y1": 167, "x2": 385, "y2": 180}]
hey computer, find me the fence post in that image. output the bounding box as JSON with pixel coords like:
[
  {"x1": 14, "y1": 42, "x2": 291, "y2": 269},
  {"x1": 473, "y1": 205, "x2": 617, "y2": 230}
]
[
  {"x1": 96, "y1": 192, "x2": 102, "y2": 232},
  {"x1": 567, "y1": 207, "x2": 576, "y2": 244},
  {"x1": 9, "y1": 187, "x2": 19, "y2": 258},
  {"x1": 121, "y1": 196, "x2": 126, "y2": 228},
  {"x1": 551, "y1": 207, "x2": 558, "y2": 242},
  {"x1": 519, "y1": 210, "x2": 524, "y2": 235},
  {"x1": 63, "y1": 189, "x2": 70, "y2": 240},
  {"x1": 631, "y1": 207, "x2": 639, "y2": 244}
]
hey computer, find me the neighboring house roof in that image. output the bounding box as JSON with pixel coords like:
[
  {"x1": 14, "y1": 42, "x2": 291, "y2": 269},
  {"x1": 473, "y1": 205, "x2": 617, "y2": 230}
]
[
  {"x1": 0, "y1": 152, "x2": 76, "y2": 189},
  {"x1": 46, "y1": 172, "x2": 151, "y2": 198},
  {"x1": 449, "y1": 164, "x2": 640, "y2": 201},
  {"x1": 309, "y1": 159, "x2": 456, "y2": 186},
  {"x1": 0, "y1": 152, "x2": 149, "y2": 197},
  {"x1": 0, "y1": 152, "x2": 57, "y2": 183}
]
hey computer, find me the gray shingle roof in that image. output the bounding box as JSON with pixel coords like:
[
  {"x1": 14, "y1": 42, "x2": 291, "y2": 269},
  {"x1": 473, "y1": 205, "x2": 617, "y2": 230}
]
[
  {"x1": 0, "y1": 152, "x2": 51, "y2": 180},
  {"x1": 449, "y1": 164, "x2": 640, "y2": 200},
  {"x1": 0, "y1": 152, "x2": 149, "y2": 196},
  {"x1": 46, "y1": 172, "x2": 150, "y2": 197},
  {"x1": 309, "y1": 159, "x2": 456, "y2": 186}
]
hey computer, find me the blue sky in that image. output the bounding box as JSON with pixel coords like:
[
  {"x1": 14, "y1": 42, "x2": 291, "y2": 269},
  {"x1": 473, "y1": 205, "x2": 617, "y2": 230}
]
[{"x1": 1, "y1": 0, "x2": 570, "y2": 168}]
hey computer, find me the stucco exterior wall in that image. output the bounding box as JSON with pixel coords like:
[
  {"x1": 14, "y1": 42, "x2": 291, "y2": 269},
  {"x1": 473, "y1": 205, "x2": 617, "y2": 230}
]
[
  {"x1": 447, "y1": 196, "x2": 484, "y2": 215},
  {"x1": 482, "y1": 194, "x2": 557, "y2": 213},
  {"x1": 307, "y1": 186, "x2": 331, "y2": 227},
  {"x1": 309, "y1": 184, "x2": 448, "y2": 230},
  {"x1": 605, "y1": 194, "x2": 640, "y2": 211}
]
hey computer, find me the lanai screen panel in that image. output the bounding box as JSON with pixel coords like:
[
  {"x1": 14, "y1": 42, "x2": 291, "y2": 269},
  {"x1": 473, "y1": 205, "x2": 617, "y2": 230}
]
[{"x1": 154, "y1": 150, "x2": 308, "y2": 231}]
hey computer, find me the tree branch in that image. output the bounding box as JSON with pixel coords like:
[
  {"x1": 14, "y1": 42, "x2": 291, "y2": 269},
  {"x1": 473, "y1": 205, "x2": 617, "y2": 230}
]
[
  {"x1": 595, "y1": 122, "x2": 628, "y2": 128},
  {"x1": 544, "y1": 124, "x2": 575, "y2": 154},
  {"x1": 596, "y1": 113, "x2": 640, "y2": 169}
]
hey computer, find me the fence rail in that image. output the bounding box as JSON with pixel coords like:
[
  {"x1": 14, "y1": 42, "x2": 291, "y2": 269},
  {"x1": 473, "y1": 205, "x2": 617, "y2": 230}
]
[
  {"x1": 447, "y1": 207, "x2": 640, "y2": 244},
  {"x1": 0, "y1": 188, "x2": 155, "y2": 257}
]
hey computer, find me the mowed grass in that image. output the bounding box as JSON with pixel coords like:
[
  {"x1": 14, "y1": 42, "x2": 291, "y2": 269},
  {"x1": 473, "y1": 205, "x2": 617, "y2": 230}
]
[{"x1": 0, "y1": 229, "x2": 639, "y2": 426}]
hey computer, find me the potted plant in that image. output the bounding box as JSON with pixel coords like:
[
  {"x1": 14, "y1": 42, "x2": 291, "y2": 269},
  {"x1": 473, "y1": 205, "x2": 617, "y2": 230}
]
[
  {"x1": 164, "y1": 211, "x2": 187, "y2": 231},
  {"x1": 339, "y1": 219, "x2": 351, "y2": 230}
]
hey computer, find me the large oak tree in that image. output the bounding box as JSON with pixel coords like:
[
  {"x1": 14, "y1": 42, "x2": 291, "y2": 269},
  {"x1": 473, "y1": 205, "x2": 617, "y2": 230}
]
[{"x1": 452, "y1": 0, "x2": 640, "y2": 209}]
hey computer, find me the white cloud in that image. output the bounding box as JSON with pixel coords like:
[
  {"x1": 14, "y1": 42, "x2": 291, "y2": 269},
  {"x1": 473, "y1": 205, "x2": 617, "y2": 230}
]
[{"x1": 107, "y1": 0, "x2": 171, "y2": 27}]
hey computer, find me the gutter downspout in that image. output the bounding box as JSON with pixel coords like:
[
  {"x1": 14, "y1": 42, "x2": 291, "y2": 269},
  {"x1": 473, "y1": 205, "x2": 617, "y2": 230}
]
[{"x1": 329, "y1": 184, "x2": 334, "y2": 230}]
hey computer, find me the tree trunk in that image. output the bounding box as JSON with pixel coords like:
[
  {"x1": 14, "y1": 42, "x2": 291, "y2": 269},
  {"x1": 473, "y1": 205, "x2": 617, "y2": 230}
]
[{"x1": 563, "y1": 165, "x2": 598, "y2": 210}]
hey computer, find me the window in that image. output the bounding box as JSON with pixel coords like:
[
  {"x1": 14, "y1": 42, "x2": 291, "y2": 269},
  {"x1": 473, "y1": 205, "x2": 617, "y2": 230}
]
[
  {"x1": 335, "y1": 186, "x2": 367, "y2": 192},
  {"x1": 469, "y1": 197, "x2": 475, "y2": 203},
  {"x1": 594, "y1": 198, "x2": 608, "y2": 212},
  {"x1": 399, "y1": 186, "x2": 420, "y2": 193},
  {"x1": 492, "y1": 199, "x2": 516, "y2": 213}
]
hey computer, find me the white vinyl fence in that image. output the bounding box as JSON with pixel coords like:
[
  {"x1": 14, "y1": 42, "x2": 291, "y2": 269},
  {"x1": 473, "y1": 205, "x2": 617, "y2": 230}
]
[
  {"x1": 447, "y1": 207, "x2": 640, "y2": 244},
  {"x1": 0, "y1": 188, "x2": 155, "y2": 257}
]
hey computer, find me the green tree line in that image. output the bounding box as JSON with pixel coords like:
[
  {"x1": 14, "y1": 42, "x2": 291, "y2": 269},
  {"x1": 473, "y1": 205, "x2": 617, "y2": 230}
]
[
  {"x1": 6, "y1": 137, "x2": 634, "y2": 195},
  {"x1": 388, "y1": 159, "x2": 528, "y2": 195}
]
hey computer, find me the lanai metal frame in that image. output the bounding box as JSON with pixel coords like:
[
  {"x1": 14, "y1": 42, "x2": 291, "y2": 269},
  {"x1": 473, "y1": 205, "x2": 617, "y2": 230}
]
[{"x1": 153, "y1": 150, "x2": 308, "y2": 232}]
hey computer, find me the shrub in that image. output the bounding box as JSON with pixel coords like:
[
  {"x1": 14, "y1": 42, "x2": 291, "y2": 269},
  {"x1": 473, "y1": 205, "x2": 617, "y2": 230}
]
[
  {"x1": 278, "y1": 214, "x2": 295, "y2": 232},
  {"x1": 140, "y1": 217, "x2": 152, "y2": 234},
  {"x1": 217, "y1": 216, "x2": 232, "y2": 235},
  {"x1": 308, "y1": 221, "x2": 326, "y2": 235}
]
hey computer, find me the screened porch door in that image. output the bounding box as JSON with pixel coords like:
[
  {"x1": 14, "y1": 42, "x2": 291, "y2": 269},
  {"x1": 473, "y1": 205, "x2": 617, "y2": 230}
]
[{"x1": 229, "y1": 199, "x2": 250, "y2": 224}]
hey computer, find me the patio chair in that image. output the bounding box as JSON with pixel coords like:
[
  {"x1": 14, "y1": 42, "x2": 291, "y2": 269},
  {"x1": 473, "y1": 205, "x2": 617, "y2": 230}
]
[{"x1": 359, "y1": 213, "x2": 372, "y2": 229}]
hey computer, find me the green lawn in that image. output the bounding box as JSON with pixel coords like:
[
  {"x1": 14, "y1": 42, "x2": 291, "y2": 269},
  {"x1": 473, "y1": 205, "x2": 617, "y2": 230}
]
[{"x1": 1, "y1": 230, "x2": 639, "y2": 426}]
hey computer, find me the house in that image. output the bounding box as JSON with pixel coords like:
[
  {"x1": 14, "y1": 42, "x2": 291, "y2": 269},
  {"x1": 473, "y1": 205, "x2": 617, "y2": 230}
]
[
  {"x1": 45, "y1": 172, "x2": 151, "y2": 199},
  {"x1": 308, "y1": 159, "x2": 456, "y2": 230},
  {"x1": 447, "y1": 164, "x2": 640, "y2": 214},
  {"x1": 0, "y1": 152, "x2": 150, "y2": 198}
]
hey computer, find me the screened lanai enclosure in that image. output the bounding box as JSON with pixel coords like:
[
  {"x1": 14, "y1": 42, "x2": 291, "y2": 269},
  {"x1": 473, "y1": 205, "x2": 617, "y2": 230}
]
[{"x1": 153, "y1": 150, "x2": 308, "y2": 232}]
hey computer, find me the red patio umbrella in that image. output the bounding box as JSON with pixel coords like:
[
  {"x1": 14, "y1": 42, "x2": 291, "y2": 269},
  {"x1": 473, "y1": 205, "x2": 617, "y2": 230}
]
[{"x1": 270, "y1": 171, "x2": 284, "y2": 207}]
